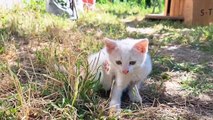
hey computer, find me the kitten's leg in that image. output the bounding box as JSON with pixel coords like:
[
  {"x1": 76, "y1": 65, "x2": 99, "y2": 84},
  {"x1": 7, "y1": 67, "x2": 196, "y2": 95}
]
[
  {"x1": 100, "y1": 72, "x2": 113, "y2": 91},
  {"x1": 101, "y1": 60, "x2": 114, "y2": 90},
  {"x1": 128, "y1": 81, "x2": 142, "y2": 105},
  {"x1": 109, "y1": 76, "x2": 128, "y2": 114},
  {"x1": 109, "y1": 84, "x2": 124, "y2": 112}
]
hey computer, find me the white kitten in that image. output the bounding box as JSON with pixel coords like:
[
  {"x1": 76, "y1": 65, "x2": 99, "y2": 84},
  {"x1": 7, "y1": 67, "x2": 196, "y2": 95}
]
[{"x1": 88, "y1": 38, "x2": 152, "y2": 112}]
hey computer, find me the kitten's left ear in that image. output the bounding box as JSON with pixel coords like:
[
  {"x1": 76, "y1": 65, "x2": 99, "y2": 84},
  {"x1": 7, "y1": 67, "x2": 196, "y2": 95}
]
[{"x1": 133, "y1": 38, "x2": 149, "y2": 54}]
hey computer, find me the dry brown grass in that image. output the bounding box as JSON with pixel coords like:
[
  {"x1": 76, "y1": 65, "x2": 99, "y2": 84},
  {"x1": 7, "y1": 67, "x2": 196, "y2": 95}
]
[{"x1": 0, "y1": 2, "x2": 213, "y2": 120}]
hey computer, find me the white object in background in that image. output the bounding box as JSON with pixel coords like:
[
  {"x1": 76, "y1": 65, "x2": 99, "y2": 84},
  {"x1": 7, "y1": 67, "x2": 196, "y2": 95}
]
[
  {"x1": 76, "y1": 0, "x2": 84, "y2": 13},
  {"x1": 0, "y1": 0, "x2": 30, "y2": 9}
]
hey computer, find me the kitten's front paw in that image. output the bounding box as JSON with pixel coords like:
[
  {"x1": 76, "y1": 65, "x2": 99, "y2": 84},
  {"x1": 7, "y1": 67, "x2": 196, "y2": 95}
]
[
  {"x1": 109, "y1": 106, "x2": 121, "y2": 117},
  {"x1": 109, "y1": 101, "x2": 121, "y2": 116}
]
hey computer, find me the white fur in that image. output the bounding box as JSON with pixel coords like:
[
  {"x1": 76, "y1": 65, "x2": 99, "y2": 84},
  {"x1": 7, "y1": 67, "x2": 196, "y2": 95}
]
[{"x1": 88, "y1": 38, "x2": 152, "y2": 111}]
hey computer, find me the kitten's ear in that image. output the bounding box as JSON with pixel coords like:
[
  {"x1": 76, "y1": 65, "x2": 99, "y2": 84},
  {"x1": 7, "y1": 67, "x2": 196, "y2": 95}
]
[
  {"x1": 103, "y1": 38, "x2": 117, "y2": 54},
  {"x1": 133, "y1": 39, "x2": 149, "y2": 54}
]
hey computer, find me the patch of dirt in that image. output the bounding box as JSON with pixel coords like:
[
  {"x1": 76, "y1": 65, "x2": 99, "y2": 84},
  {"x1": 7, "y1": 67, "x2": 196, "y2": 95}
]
[
  {"x1": 0, "y1": 73, "x2": 16, "y2": 98},
  {"x1": 150, "y1": 41, "x2": 213, "y2": 120},
  {"x1": 126, "y1": 27, "x2": 156, "y2": 35},
  {"x1": 160, "y1": 45, "x2": 213, "y2": 66}
]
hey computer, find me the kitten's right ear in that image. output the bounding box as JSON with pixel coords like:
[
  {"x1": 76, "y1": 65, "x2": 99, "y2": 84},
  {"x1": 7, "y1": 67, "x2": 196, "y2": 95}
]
[{"x1": 103, "y1": 38, "x2": 117, "y2": 54}]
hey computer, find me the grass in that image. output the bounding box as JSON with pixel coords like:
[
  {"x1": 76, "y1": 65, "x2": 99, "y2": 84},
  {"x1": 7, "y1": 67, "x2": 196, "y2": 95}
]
[
  {"x1": 0, "y1": 1, "x2": 213, "y2": 119},
  {"x1": 181, "y1": 77, "x2": 213, "y2": 95}
]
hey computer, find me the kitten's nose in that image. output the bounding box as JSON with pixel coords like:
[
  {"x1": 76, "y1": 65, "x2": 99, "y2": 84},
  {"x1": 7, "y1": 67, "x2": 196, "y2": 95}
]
[{"x1": 122, "y1": 70, "x2": 129, "y2": 74}]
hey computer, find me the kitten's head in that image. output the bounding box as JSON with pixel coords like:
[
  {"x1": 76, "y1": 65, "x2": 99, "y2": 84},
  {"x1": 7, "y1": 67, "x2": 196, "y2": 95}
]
[{"x1": 104, "y1": 38, "x2": 149, "y2": 75}]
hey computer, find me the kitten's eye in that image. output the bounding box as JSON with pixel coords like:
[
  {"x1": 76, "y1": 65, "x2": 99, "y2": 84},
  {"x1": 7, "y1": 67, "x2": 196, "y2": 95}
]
[
  {"x1": 129, "y1": 61, "x2": 136, "y2": 65},
  {"x1": 116, "y1": 61, "x2": 122, "y2": 65}
]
